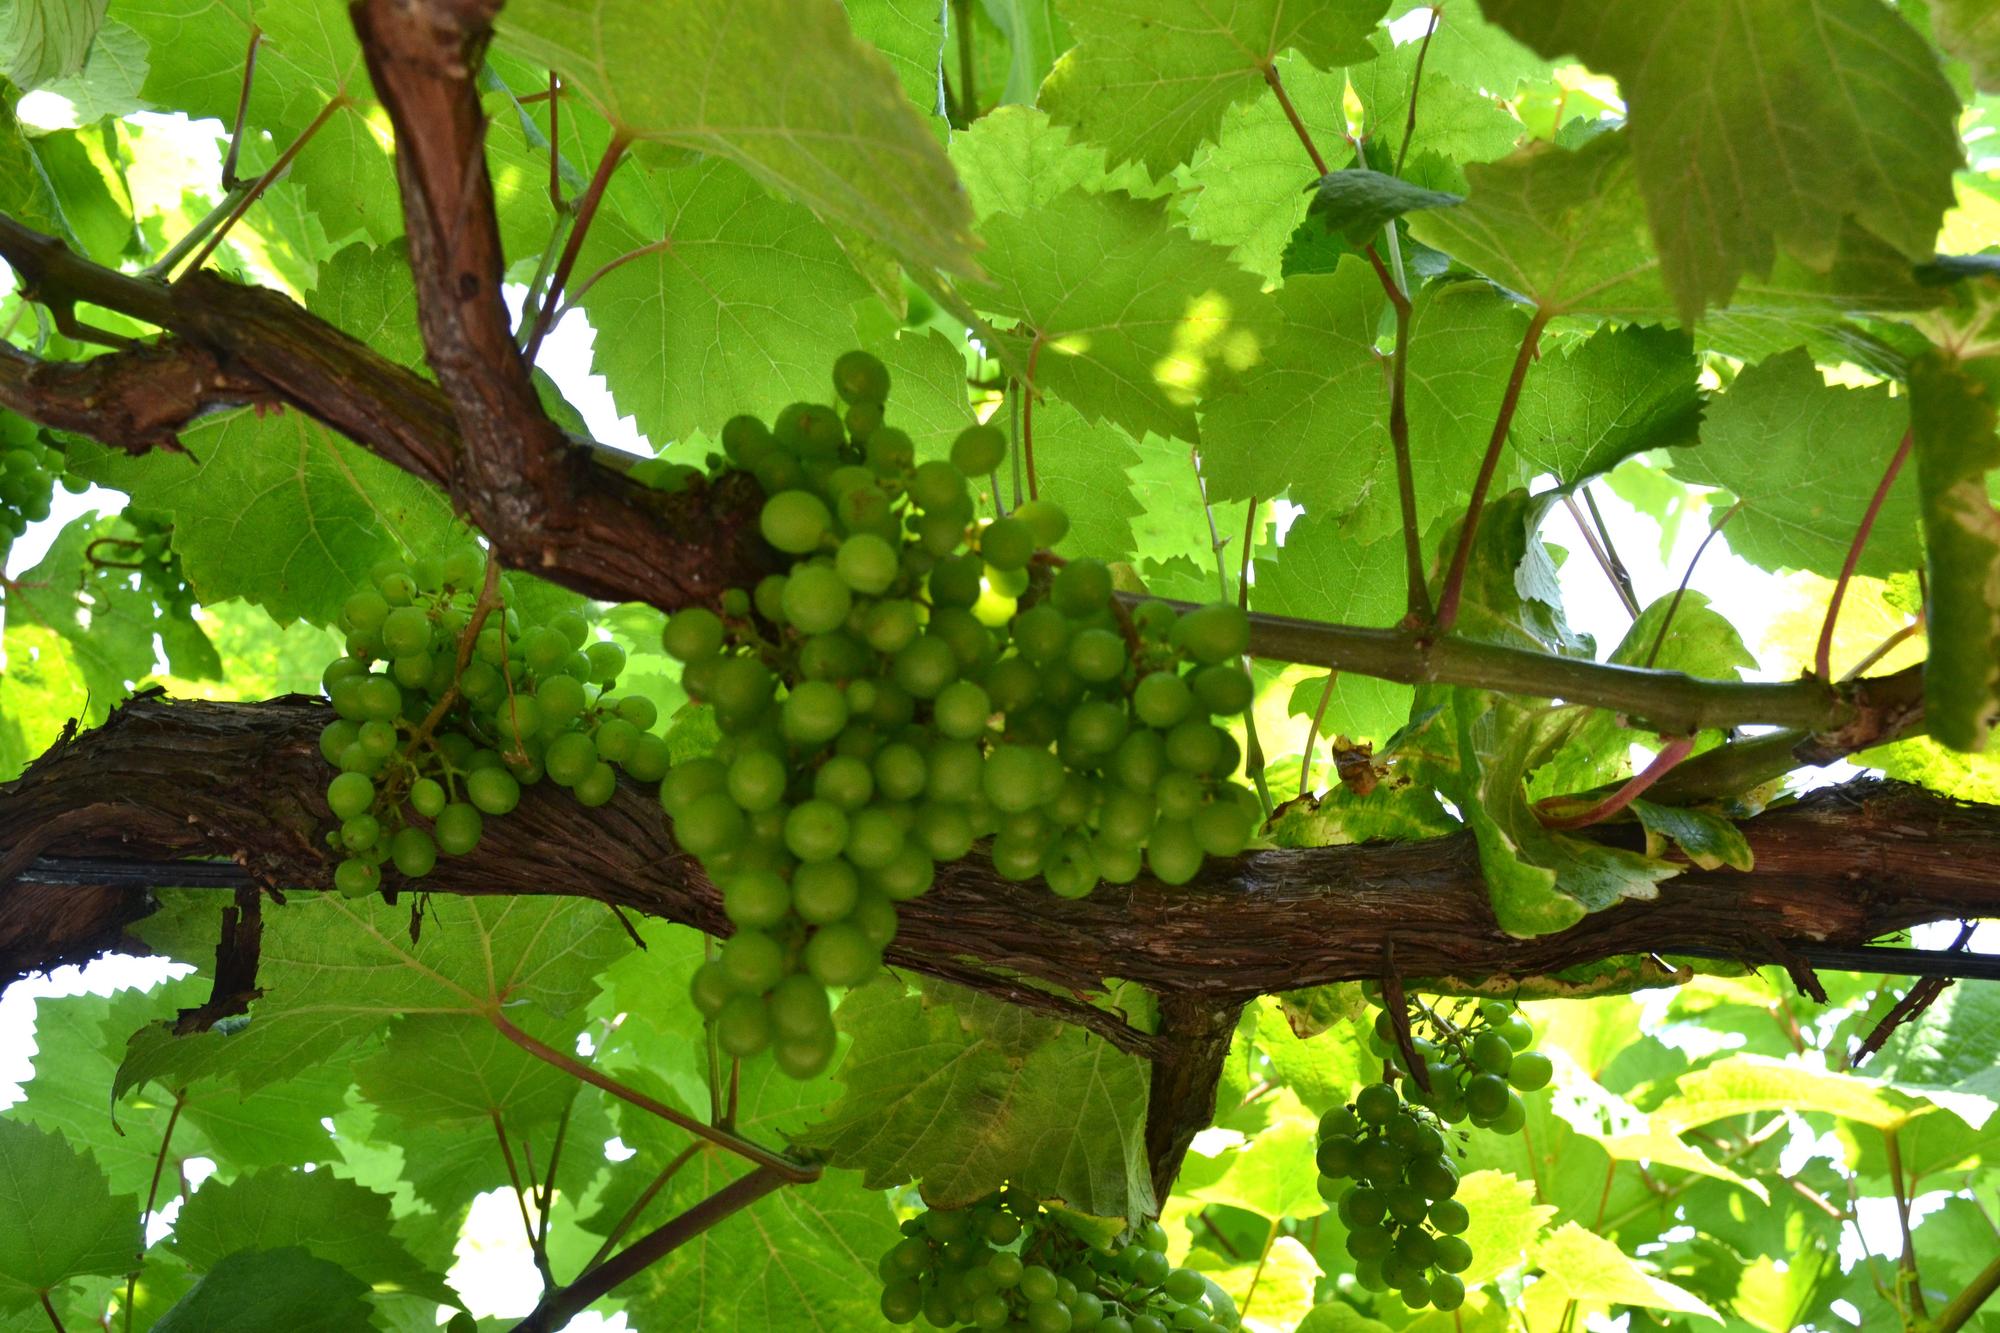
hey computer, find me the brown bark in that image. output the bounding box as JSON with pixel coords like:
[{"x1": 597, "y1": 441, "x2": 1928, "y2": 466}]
[{"x1": 5, "y1": 695, "x2": 1996, "y2": 1023}]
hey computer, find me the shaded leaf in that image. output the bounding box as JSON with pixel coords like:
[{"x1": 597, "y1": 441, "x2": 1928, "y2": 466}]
[
  {"x1": 1510, "y1": 324, "x2": 1701, "y2": 487},
  {"x1": 150, "y1": 1247, "x2": 375, "y2": 1333},
  {"x1": 0, "y1": 1119, "x2": 139, "y2": 1311},
  {"x1": 1305, "y1": 169, "x2": 1460, "y2": 245}
]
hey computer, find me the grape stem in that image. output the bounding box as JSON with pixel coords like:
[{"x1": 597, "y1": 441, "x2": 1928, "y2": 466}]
[
  {"x1": 489, "y1": 1009, "x2": 820, "y2": 1182},
  {"x1": 403, "y1": 554, "x2": 505, "y2": 763},
  {"x1": 522, "y1": 131, "x2": 632, "y2": 367},
  {"x1": 179, "y1": 93, "x2": 351, "y2": 280},
  {"x1": 1641, "y1": 499, "x2": 1744, "y2": 669},
  {"x1": 122, "y1": 1090, "x2": 185, "y2": 1333},
  {"x1": 1815, "y1": 427, "x2": 1913, "y2": 681}
]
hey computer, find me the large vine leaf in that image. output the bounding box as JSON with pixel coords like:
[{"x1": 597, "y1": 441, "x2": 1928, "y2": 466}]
[
  {"x1": 115, "y1": 892, "x2": 628, "y2": 1097},
  {"x1": 1510, "y1": 324, "x2": 1700, "y2": 487},
  {"x1": 964, "y1": 186, "x2": 1278, "y2": 442},
  {"x1": 1477, "y1": 0, "x2": 1962, "y2": 318},
  {"x1": 353, "y1": 1014, "x2": 577, "y2": 1131},
  {"x1": 1404, "y1": 131, "x2": 1668, "y2": 316},
  {"x1": 0, "y1": 1119, "x2": 140, "y2": 1312},
  {"x1": 496, "y1": 0, "x2": 977, "y2": 277},
  {"x1": 1527, "y1": 1223, "x2": 1722, "y2": 1322},
  {"x1": 2, "y1": 0, "x2": 106, "y2": 90},
  {"x1": 1909, "y1": 277, "x2": 2000, "y2": 752},
  {"x1": 1935, "y1": 0, "x2": 2000, "y2": 90},
  {"x1": 170, "y1": 1169, "x2": 454, "y2": 1305},
  {"x1": 574, "y1": 156, "x2": 875, "y2": 445},
  {"x1": 1039, "y1": 0, "x2": 1387, "y2": 175},
  {"x1": 796, "y1": 976, "x2": 1156, "y2": 1220},
  {"x1": 1670, "y1": 347, "x2": 1916, "y2": 581},
  {"x1": 948, "y1": 103, "x2": 1158, "y2": 223},
  {"x1": 149, "y1": 1247, "x2": 374, "y2": 1333}
]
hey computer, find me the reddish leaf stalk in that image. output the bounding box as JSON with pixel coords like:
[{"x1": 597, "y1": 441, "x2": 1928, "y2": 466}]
[
  {"x1": 1262, "y1": 61, "x2": 1330, "y2": 175},
  {"x1": 1435, "y1": 310, "x2": 1550, "y2": 632},
  {"x1": 1393, "y1": 9, "x2": 1441, "y2": 178},
  {"x1": 1364, "y1": 245, "x2": 1429, "y2": 622},
  {"x1": 523, "y1": 132, "x2": 631, "y2": 366},
  {"x1": 1815, "y1": 428, "x2": 1913, "y2": 681},
  {"x1": 183, "y1": 94, "x2": 349, "y2": 277},
  {"x1": 219, "y1": 25, "x2": 264, "y2": 190},
  {"x1": 1643, "y1": 499, "x2": 1745, "y2": 669},
  {"x1": 1539, "y1": 735, "x2": 1695, "y2": 830}
]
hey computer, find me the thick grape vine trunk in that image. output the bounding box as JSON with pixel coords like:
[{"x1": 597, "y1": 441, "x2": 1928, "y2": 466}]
[{"x1": 5, "y1": 695, "x2": 1996, "y2": 1029}]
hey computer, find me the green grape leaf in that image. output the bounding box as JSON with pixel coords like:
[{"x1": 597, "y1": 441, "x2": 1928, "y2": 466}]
[
  {"x1": 1629, "y1": 800, "x2": 1753, "y2": 873},
  {"x1": 1184, "y1": 1234, "x2": 1321, "y2": 1327},
  {"x1": 1935, "y1": 0, "x2": 2000, "y2": 90},
  {"x1": 5, "y1": 513, "x2": 182, "y2": 721},
  {"x1": 867, "y1": 327, "x2": 979, "y2": 466},
  {"x1": 965, "y1": 186, "x2": 1278, "y2": 443},
  {"x1": 1909, "y1": 281, "x2": 2000, "y2": 752},
  {"x1": 1179, "y1": 1088, "x2": 1326, "y2": 1219},
  {"x1": 1529, "y1": 1222, "x2": 1723, "y2": 1322},
  {"x1": 1477, "y1": 0, "x2": 1960, "y2": 319},
  {"x1": 1196, "y1": 260, "x2": 1388, "y2": 517},
  {"x1": 1249, "y1": 998, "x2": 1371, "y2": 1115},
  {"x1": 1670, "y1": 348, "x2": 1915, "y2": 581},
  {"x1": 1455, "y1": 1169, "x2": 1553, "y2": 1287},
  {"x1": 35, "y1": 16, "x2": 147, "y2": 122},
  {"x1": 1509, "y1": 325, "x2": 1701, "y2": 487},
  {"x1": 1385, "y1": 0, "x2": 1549, "y2": 96},
  {"x1": 1610, "y1": 590, "x2": 1756, "y2": 682},
  {"x1": 1, "y1": 0, "x2": 104, "y2": 89},
  {"x1": 1845, "y1": 982, "x2": 2000, "y2": 1105},
  {"x1": 354, "y1": 1014, "x2": 577, "y2": 1131},
  {"x1": 117, "y1": 892, "x2": 627, "y2": 1097},
  {"x1": 1296, "y1": 1304, "x2": 1395, "y2": 1333},
  {"x1": 1253, "y1": 515, "x2": 1415, "y2": 745},
  {"x1": 847, "y1": 0, "x2": 947, "y2": 122},
  {"x1": 64, "y1": 244, "x2": 463, "y2": 625},
  {"x1": 170, "y1": 1170, "x2": 454, "y2": 1304},
  {"x1": 122, "y1": 0, "x2": 401, "y2": 245},
  {"x1": 496, "y1": 0, "x2": 976, "y2": 276},
  {"x1": 949, "y1": 103, "x2": 1158, "y2": 223},
  {"x1": 0, "y1": 1119, "x2": 140, "y2": 1311},
  {"x1": 150, "y1": 1247, "x2": 375, "y2": 1333},
  {"x1": 1305, "y1": 169, "x2": 1461, "y2": 245},
  {"x1": 1344, "y1": 31, "x2": 1524, "y2": 174},
  {"x1": 1652, "y1": 1053, "x2": 1928, "y2": 1133},
  {"x1": 796, "y1": 976, "x2": 1155, "y2": 1220},
  {"x1": 1406, "y1": 132, "x2": 1666, "y2": 316},
  {"x1": 1039, "y1": 0, "x2": 1386, "y2": 175},
  {"x1": 574, "y1": 156, "x2": 874, "y2": 445},
  {"x1": 1030, "y1": 398, "x2": 1144, "y2": 564}
]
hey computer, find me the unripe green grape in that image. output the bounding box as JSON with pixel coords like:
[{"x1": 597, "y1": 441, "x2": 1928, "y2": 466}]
[
  {"x1": 537, "y1": 672, "x2": 586, "y2": 721},
  {"x1": 761, "y1": 490, "x2": 834, "y2": 555},
  {"x1": 677, "y1": 791, "x2": 747, "y2": 857},
  {"x1": 435, "y1": 802, "x2": 483, "y2": 855},
  {"x1": 706, "y1": 657, "x2": 776, "y2": 719},
  {"x1": 1315, "y1": 1135, "x2": 1360, "y2": 1177},
  {"x1": 380, "y1": 605, "x2": 431, "y2": 658},
  {"x1": 1192, "y1": 800, "x2": 1255, "y2": 857},
  {"x1": 873, "y1": 846, "x2": 935, "y2": 900},
  {"x1": 409, "y1": 777, "x2": 447, "y2": 818},
  {"x1": 715, "y1": 995, "x2": 773, "y2": 1056},
  {"x1": 1012, "y1": 499, "x2": 1069, "y2": 548},
  {"x1": 319, "y1": 720, "x2": 361, "y2": 766},
  {"x1": 1111, "y1": 730, "x2": 1166, "y2": 790},
  {"x1": 1465, "y1": 1073, "x2": 1510, "y2": 1120},
  {"x1": 793, "y1": 859, "x2": 860, "y2": 923},
  {"x1": 979, "y1": 516, "x2": 1035, "y2": 571},
  {"x1": 909, "y1": 459, "x2": 967, "y2": 511},
  {"x1": 1508, "y1": 1049, "x2": 1554, "y2": 1091},
  {"x1": 928, "y1": 553, "x2": 984, "y2": 609},
  {"x1": 781, "y1": 564, "x2": 851, "y2": 635},
  {"x1": 1433, "y1": 1233, "x2": 1472, "y2": 1273},
  {"x1": 773, "y1": 1030, "x2": 835, "y2": 1079},
  {"x1": 873, "y1": 743, "x2": 928, "y2": 801},
  {"x1": 1144, "y1": 821, "x2": 1203, "y2": 885},
  {"x1": 689, "y1": 960, "x2": 736, "y2": 1016},
  {"x1": 933, "y1": 679, "x2": 991, "y2": 740},
  {"x1": 864, "y1": 600, "x2": 922, "y2": 654},
  {"x1": 784, "y1": 800, "x2": 850, "y2": 861},
  {"x1": 615, "y1": 695, "x2": 657, "y2": 731},
  {"x1": 832, "y1": 349, "x2": 891, "y2": 404},
  {"x1": 391, "y1": 826, "x2": 438, "y2": 878},
  {"x1": 804, "y1": 921, "x2": 878, "y2": 986},
  {"x1": 467, "y1": 766, "x2": 522, "y2": 815},
  {"x1": 1172, "y1": 604, "x2": 1250, "y2": 664},
  {"x1": 518, "y1": 625, "x2": 567, "y2": 674},
  {"x1": 950, "y1": 424, "x2": 1006, "y2": 476},
  {"x1": 625, "y1": 734, "x2": 672, "y2": 782},
  {"x1": 335, "y1": 857, "x2": 380, "y2": 898},
  {"x1": 574, "y1": 761, "x2": 618, "y2": 807},
  {"x1": 845, "y1": 806, "x2": 905, "y2": 867},
  {"x1": 544, "y1": 731, "x2": 597, "y2": 787},
  {"x1": 327, "y1": 771, "x2": 375, "y2": 820},
  {"x1": 1499, "y1": 1012, "x2": 1536, "y2": 1050},
  {"x1": 1066, "y1": 628, "x2": 1126, "y2": 682},
  {"x1": 1156, "y1": 771, "x2": 1203, "y2": 820},
  {"x1": 724, "y1": 869, "x2": 791, "y2": 928},
  {"x1": 1346, "y1": 1224, "x2": 1393, "y2": 1262},
  {"x1": 1188, "y1": 663, "x2": 1253, "y2": 715},
  {"x1": 662, "y1": 607, "x2": 725, "y2": 662},
  {"x1": 594, "y1": 716, "x2": 641, "y2": 765},
  {"x1": 356, "y1": 676, "x2": 403, "y2": 722},
  {"x1": 1012, "y1": 603, "x2": 1070, "y2": 664},
  {"x1": 720, "y1": 929, "x2": 787, "y2": 993},
  {"x1": 1490, "y1": 1088, "x2": 1528, "y2": 1134},
  {"x1": 835, "y1": 532, "x2": 899, "y2": 594},
  {"x1": 726, "y1": 750, "x2": 788, "y2": 812},
  {"x1": 893, "y1": 635, "x2": 958, "y2": 698},
  {"x1": 1356, "y1": 1082, "x2": 1401, "y2": 1124},
  {"x1": 1428, "y1": 1273, "x2": 1465, "y2": 1312},
  {"x1": 769, "y1": 973, "x2": 832, "y2": 1041},
  {"x1": 984, "y1": 744, "x2": 1061, "y2": 813},
  {"x1": 341, "y1": 814, "x2": 381, "y2": 851},
  {"x1": 786, "y1": 684, "x2": 851, "y2": 751}
]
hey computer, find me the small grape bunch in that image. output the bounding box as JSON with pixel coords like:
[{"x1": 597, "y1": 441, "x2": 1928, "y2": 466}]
[
  {"x1": 81, "y1": 508, "x2": 197, "y2": 620},
  {"x1": 875, "y1": 1188, "x2": 1239, "y2": 1332},
  {"x1": 1368, "y1": 998, "x2": 1553, "y2": 1130},
  {"x1": 1315, "y1": 1085, "x2": 1471, "y2": 1311},
  {"x1": 316, "y1": 550, "x2": 671, "y2": 901},
  {"x1": 0, "y1": 426, "x2": 77, "y2": 573}
]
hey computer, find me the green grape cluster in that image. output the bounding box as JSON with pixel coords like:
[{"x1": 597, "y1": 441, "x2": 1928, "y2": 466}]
[
  {"x1": 664, "y1": 351, "x2": 1262, "y2": 1080},
  {"x1": 1369, "y1": 998, "x2": 1552, "y2": 1128},
  {"x1": 1313, "y1": 1000, "x2": 1554, "y2": 1309},
  {"x1": 876, "y1": 1189, "x2": 1239, "y2": 1332},
  {"x1": 1314, "y1": 1086, "x2": 1470, "y2": 1311},
  {"x1": 315, "y1": 551, "x2": 670, "y2": 900},
  {"x1": 1, "y1": 429, "x2": 80, "y2": 571}
]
